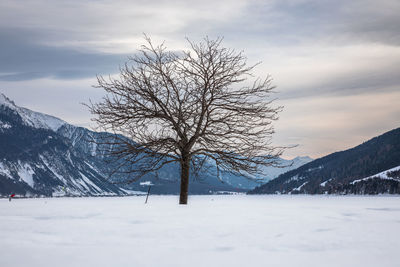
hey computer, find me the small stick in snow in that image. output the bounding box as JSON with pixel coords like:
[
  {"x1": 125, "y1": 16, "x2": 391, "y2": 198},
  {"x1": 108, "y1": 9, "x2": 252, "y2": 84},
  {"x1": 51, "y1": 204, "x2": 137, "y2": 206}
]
[{"x1": 145, "y1": 186, "x2": 151, "y2": 204}]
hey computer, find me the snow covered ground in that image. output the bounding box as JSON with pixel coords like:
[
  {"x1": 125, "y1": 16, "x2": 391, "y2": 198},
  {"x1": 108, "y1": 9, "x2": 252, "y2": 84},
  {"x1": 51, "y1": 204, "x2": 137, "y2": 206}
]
[{"x1": 1, "y1": 195, "x2": 399, "y2": 267}]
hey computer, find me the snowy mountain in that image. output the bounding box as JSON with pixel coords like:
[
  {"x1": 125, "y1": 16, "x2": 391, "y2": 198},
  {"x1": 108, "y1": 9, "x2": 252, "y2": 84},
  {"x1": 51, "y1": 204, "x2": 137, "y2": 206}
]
[
  {"x1": 0, "y1": 94, "x2": 126, "y2": 196},
  {"x1": 0, "y1": 94, "x2": 66, "y2": 131},
  {"x1": 0, "y1": 94, "x2": 312, "y2": 196},
  {"x1": 344, "y1": 165, "x2": 400, "y2": 194},
  {"x1": 249, "y1": 127, "x2": 400, "y2": 195},
  {"x1": 351, "y1": 165, "x2": 400, "y2": 185},
  {"x1": 0, "y1": 94, "x2": 238, "y2": 196},
  {"x1": 219, "y1": 156, "x2": 313, "y2": 189}
]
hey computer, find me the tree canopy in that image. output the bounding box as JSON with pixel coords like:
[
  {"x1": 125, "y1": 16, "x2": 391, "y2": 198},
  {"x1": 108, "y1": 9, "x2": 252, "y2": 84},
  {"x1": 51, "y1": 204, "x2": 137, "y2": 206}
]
[{"x1": 89, "y1": 36, "x2": 284, "y2": 204}]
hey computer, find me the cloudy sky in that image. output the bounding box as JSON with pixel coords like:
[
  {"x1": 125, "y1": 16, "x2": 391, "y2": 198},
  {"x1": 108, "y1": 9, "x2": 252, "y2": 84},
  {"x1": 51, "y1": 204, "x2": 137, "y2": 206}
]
[{"x1": 1, "y1": 0, "x2": 399, "y2": 159}]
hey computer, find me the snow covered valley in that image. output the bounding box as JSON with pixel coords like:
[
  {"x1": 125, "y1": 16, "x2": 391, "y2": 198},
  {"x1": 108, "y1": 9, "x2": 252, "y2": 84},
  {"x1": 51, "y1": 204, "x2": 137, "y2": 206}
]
[{"x1": 1, "y1": 195, "x2": 399, "y2": 267}]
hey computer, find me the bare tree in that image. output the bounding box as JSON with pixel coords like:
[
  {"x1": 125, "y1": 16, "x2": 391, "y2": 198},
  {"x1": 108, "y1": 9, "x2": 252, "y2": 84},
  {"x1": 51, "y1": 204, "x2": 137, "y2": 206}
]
[{"x1": 88, "y1": 36, "x2": 284, "y2": 204}]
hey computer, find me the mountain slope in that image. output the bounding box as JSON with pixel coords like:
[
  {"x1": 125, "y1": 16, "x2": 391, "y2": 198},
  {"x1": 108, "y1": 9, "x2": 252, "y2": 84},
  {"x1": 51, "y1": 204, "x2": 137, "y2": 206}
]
[
  {"x1": 219, "y1": 156, "x2": 313, "y2": 189},
  {"x1": 56, "y1": 123, "x2": 250, "y2": 194},
  {"x1": 0, "y1": 94, "x2": 312, "y2": 196},
  {"x1": 0, "y1": 94, "x2": 243, "y2": 196},
  {"x1": 249, "y1": 127, "x2": 400, "y2": 194},
  {"x1": 0, "y1": 95, "x2": 126, "y2": 196},
  {"x1": 0, "y1": 94, "x2": 248, "y2": 196},
  {"x1": 0, "y1": 94, "x2": 66, "y2": 131}
]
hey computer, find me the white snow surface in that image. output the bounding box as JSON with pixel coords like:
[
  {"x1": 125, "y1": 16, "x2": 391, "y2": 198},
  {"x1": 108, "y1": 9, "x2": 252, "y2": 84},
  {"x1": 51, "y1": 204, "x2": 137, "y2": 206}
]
[
  {"x1": 0, "y1": 162, "x2": 12, "y2": 178},
  {"x1": 79, "y1": 172, "x2": 102, "y2": 192},
  {"x1": 351, "y1": 165, "x2": 400, "y2": 184},
  {"x1": 292, "y1": 181, "x2": 308, "y2": 191},
  {"x1": 0, "y1": 93, "x2": 66, "y2": 131},
  {"x1": 1, "y1": 195, "x2": 399, "y2": 267},
  {"x1": 320, "y1": 178, "x2": 332, "y2": 187},
  {"x1": 17, "y1": 162, "x2": 35, "y2": 187},
  {"x1": 140, "y1": 181, "x2": 154, "y2": 186},
  {"x1": 0, "y1": 120, "x2": 11, "y2": 129}
]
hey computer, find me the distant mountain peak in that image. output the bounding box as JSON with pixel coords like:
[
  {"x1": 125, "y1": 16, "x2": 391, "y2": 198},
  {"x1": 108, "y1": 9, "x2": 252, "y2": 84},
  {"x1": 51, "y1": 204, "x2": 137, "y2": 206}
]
[
  {"x1": 0, "y1": 92, "x2": 66, "y2": 131},
  {"x1": 292, "y1": 156, "x2": 313, "y2": 161},
  {"x1": 0, "y1": 93, "x2": 16, "y2": 107}
]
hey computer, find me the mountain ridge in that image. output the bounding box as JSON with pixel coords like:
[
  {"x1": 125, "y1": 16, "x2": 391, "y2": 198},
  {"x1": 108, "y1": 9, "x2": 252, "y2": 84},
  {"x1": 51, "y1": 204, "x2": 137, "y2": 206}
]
[
  {"x1": 0, "y1": 94, "x2": 66, "y2": 131},
  {"x1": 248, "y1": 127, "x2": 400, "y2": 195},
  {"x1": 1, "y1": 94, "x2": 312, "y2": 196}
]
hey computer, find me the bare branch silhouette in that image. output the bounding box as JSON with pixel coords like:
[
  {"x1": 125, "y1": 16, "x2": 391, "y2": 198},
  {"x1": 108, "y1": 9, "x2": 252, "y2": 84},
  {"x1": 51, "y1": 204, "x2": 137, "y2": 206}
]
[{"x1": 88, "y1": 36, "x2": 285, "y2": 204}]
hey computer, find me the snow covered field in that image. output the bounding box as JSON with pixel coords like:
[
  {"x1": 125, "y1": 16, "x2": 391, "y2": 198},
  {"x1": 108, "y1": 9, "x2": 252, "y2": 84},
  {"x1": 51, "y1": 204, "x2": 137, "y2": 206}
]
[{"x1": 1, "y1": 195, "x2": 399, "y2": 267}]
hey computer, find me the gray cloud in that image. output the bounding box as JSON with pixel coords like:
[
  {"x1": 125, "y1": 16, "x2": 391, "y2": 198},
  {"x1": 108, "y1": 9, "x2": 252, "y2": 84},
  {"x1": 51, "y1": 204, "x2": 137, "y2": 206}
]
[
  {"x1": 1, "y1": 0, "x2": 399, "y2": 82},
  {"x1": 0, "y1": 28, "x2": 129, "y2": 81},
  {"x1": 212, "y1": 0, "x2": 400, "y2": 46},
  {"x1": 278, "y1": 63, "x2": 400, "y2": 100},
  {"x1": 337, "y1": 0, "x2": 400, "y2": 45},
  {"x1": 0, "y1": 0, "x2": 399, "y2": 158}
]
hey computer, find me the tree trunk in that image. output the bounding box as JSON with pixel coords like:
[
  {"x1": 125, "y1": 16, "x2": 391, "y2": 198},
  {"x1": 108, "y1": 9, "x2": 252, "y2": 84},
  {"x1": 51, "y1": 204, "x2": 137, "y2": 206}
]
[{"x1": 179, "y1": 156, "x2": 190, "y2": 204}]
